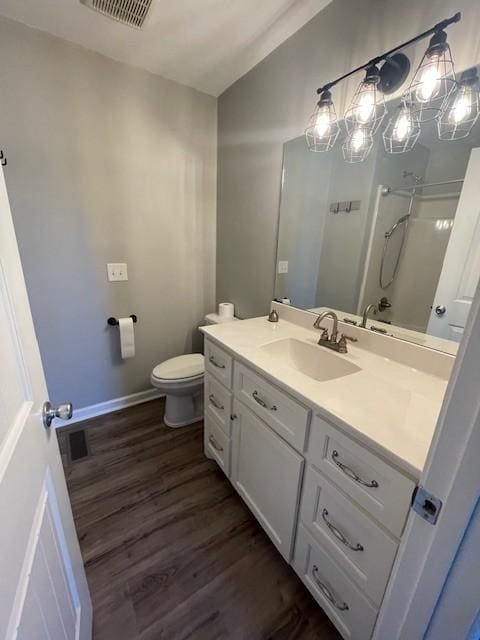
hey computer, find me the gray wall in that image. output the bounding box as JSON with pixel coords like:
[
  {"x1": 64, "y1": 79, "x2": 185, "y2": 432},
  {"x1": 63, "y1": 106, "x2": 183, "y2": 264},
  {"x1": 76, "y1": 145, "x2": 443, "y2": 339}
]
[
  {"x1": 0, "y1": 17, "x2": 217, "y2": 409},
  {"x1": 217, "y1": 0, "x2": 480, "y2": 318}
]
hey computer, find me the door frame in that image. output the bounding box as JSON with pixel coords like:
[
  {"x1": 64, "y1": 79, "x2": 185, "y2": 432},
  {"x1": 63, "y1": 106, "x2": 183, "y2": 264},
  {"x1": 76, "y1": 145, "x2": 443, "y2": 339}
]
[{"x1": 374, "y1": 275, "x2": 480, "y2": 638}]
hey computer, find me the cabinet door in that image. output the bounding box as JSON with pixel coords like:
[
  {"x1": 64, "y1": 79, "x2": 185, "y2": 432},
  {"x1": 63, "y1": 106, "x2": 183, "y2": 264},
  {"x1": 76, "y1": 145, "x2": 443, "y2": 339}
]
[{"x1": 231, "y1": 400, "x2": 304, "y2": 561}]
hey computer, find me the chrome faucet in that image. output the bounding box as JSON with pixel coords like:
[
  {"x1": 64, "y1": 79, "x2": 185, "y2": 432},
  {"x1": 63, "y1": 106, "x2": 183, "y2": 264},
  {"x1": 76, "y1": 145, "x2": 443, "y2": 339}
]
[
  {"x1": 360, "y1": 303, "x2": 377, "y2": 328},
  {"x1": 313, "y1": 311, "x2": 347, "y2": 353}
]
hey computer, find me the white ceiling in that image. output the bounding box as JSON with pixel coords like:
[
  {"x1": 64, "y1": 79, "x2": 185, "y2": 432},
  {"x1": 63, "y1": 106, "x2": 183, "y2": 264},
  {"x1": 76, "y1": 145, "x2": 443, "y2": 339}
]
[{"x1": 0, "y1": 0, "x2": 332, "y2": 96}]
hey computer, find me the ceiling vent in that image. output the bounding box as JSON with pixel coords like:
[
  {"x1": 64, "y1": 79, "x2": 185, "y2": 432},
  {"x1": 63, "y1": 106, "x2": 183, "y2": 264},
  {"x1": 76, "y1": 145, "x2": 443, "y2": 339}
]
[{"x1": 80, "y1": 0, "x2": 154, "y2": 29}]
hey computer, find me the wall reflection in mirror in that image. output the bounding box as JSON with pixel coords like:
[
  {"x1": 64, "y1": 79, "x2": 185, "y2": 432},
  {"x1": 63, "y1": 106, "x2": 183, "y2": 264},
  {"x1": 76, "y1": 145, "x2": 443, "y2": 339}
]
[{"x1": 275, "y1": 69, "x2": 480, "y2": 354}]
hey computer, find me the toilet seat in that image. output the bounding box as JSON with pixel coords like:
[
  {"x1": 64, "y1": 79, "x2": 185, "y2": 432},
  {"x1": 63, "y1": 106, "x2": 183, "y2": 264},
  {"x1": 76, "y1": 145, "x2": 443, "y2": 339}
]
[{"x1": 151, "y1": 354, "x2": 204, "y2": 382}]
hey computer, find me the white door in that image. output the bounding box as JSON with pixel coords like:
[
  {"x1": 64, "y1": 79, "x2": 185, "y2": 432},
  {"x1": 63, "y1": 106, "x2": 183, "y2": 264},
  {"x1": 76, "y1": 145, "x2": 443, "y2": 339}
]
[
  {"x1": 0, "y1": 166, "x2": 92, "y2": 639},
  {"x1": 231, "y1": 400, "x2": 304, "y2": 561},
  {"x1": 427, "y1": 147, "x2": 480, "y2": 341}
]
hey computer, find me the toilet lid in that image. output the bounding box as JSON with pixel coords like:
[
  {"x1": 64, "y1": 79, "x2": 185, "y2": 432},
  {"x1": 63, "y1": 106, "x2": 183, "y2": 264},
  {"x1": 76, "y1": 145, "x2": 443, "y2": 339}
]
[{"x1": 152, "y1": 354, "x2": 204, "y2": 381}]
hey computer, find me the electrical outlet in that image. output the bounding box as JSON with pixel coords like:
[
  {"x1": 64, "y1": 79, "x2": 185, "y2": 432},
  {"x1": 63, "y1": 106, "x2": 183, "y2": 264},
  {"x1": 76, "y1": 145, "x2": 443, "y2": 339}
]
[
  {"x1": 107, "y1": 263, "x2": 128, "y2": 282},
  {"x1": 278, "y1": 260, "x2": 289, "y2": 274}
]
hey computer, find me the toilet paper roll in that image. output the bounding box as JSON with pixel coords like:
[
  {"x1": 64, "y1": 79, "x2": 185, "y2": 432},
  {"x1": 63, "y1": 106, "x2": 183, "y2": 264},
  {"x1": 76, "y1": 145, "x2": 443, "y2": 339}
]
[
  {"x1": 218, "y1": 302, "x2": 234, "y2": 318},
  {"x1": 118, "y1": 317, "x2": 135, "y2": 359}
]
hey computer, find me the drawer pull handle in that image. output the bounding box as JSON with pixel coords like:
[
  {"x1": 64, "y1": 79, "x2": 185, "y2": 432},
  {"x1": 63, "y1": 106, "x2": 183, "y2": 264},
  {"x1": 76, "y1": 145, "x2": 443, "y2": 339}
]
[
  {"x1": 252, "y1": 390, "x2": 277, "y2": 411},
  {"x1": 208, "y1": 435, "x2": 224, "y2": 452},
  {"x1": 331, "y1": 450, "x2": 379, "y2": 488},
  {"x1": 208, "y1": 394, "x2": 224, "y2": 411},
  {"x1": 209, "y1": 355, "x2": 225, "y2": 369},
  {"x1": 312, "y1": 565, "x2": 349, "y2": 611},
  {"x1": 322, "y1": 509, "x2": 364, "y2": 552}
]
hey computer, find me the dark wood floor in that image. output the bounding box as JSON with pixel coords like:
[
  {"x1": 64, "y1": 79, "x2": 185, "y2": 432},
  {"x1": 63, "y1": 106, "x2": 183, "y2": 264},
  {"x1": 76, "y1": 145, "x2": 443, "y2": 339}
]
[{"x1": 58, "y1": 399, "x2": 340, "y2": 640}]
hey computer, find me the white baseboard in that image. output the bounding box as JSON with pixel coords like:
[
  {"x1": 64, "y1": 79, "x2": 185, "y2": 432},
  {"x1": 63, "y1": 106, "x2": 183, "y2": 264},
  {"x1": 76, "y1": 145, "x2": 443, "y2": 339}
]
[{"x1": 55, "y1": 388, "x2": 164, "y2": 429}]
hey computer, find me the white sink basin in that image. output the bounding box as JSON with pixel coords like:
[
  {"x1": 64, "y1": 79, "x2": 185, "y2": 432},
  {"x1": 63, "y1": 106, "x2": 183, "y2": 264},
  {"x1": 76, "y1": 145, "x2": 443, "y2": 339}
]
[{"x1": 260, "y1": 338, "x2": 361, "y2": 382}]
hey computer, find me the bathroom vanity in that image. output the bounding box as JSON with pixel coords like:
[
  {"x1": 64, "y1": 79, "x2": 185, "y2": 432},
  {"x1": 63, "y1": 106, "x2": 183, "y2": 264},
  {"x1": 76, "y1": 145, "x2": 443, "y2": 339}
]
[{"x1": 200, "y1": 304, "x2": 453, "y2": 640}]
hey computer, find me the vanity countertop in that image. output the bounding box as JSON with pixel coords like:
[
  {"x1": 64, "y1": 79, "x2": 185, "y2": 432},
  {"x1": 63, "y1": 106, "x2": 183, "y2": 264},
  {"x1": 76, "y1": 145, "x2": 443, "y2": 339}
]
[{"x1": 201, "y1": 317, "x2": 449, "y2": 478}]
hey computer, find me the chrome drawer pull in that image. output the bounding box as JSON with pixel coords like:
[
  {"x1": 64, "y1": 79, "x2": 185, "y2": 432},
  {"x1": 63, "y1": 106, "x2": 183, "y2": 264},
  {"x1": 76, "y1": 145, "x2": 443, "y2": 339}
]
[
  {"x1": 322, "y1": 509, "x2": 364, "y2": 552},
  {"x1": 209, "y1": 355, "x2": 225, "y2": 369},
  {"x1": 208, "y1": 394, "x2": 224, "y2": 411},
  {"x1": 331, "y1": 450, "x2": 379, "y2": 488},
  {"x1": 252, "y1": 390, "x2": 277, "y2": 411},
  {"x1": 312, "y1": 565, "x2": 349, "y2": 611},
  {"x1": 208, "y1": 435, "x2": 224, "y2": 452}
]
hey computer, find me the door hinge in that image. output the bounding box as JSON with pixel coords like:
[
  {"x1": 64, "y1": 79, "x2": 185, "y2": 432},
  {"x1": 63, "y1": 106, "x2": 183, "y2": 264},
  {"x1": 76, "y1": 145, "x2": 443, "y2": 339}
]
[{"x1": 411, "y1": 485, "x2": 443, "y2": 525}]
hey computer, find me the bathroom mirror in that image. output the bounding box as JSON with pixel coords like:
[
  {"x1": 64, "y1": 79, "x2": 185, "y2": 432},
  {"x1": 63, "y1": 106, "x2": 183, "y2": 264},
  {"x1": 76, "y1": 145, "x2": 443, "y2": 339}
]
[{"x1": 275, "y1": 68, "x2": 480, "y2": 354}]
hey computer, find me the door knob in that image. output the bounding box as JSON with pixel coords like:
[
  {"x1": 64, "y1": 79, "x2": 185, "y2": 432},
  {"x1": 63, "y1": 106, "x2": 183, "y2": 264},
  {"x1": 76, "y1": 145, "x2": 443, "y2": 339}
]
[
  {"x1": 42, "y1": 401, "x2": 73, "y2": 428},
  {"x1": 435, "y1": 305, "x2": 446, "y2": 316}
]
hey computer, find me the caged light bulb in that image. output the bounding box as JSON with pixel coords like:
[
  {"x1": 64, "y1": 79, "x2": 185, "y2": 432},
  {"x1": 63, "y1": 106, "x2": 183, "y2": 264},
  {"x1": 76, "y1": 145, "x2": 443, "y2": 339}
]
[
  {"x1": 305, "y1": 89, "x2": 340, "y2": 152},
  {"x1": 383, "y1": 101, "x2": 420, "y2": 154},
  {"x1": 355, "y1": 88, "x2": 376, "y2": 124},
  {"x1": 416, "y1": 53, "x2": 443, "y2": 103},
  {"x1": 437, "y1": 68, "x2": 479, "y2": 140},
  {"x1": 392, "y1": 107, "x2": 413, "y2": 142},
  {"x1": 449, "y1": 85, "x2": 474, "y2": 123},
  {"x1": 345, "y1": 65, "x2": 386, "y2": 135},
  {"x1": 352, "y1": 128, "x2": 367, "y2": 152},
  {"x1": 314, "y1": 105, "x2": 333, "y2": 137}
]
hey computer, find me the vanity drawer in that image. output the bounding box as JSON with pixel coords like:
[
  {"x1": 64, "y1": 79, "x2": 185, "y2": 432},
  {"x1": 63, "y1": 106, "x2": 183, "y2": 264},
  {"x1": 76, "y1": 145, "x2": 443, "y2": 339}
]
[
  {"x1": 204, "y1": 373, "x2": 232, "y2": 435},
  {"x1": 205, "y1": 340, "x2": 233, "y2": 388},
  {"x1": 294, "y1": 524, "x2": 377, "y2": 640},
  {"x1": 204, "y1": 413, "x2": 230, "y2": 477},
  {"x1": 233, "y1": 361, "x2": 311, "y2": 451},
  {"x1": 300, "y1": 465, "x2": 398, "y2": 606},
  {"x1": 308, "y1": 415, "x2": 415, "y2": 537}
]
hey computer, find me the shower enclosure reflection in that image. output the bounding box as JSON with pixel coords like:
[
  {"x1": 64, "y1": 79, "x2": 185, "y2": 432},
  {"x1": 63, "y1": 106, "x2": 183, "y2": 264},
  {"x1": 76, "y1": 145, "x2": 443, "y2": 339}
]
[
  {"x1": 274, "y1": 93, "x2": 480, "y2": 353},
  {"x1": 361, "y1": 178, "x2": 461, "y2": 335}
]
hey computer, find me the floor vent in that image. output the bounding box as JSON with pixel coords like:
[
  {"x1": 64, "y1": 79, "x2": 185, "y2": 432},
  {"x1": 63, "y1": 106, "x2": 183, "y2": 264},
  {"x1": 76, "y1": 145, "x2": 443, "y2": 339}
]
[
  {"x1": 80, "y1": 0, "x2": 154, "y2": 29},
  {"x1": 68, "y1": 429, "x2": 90, "y2": 462}
]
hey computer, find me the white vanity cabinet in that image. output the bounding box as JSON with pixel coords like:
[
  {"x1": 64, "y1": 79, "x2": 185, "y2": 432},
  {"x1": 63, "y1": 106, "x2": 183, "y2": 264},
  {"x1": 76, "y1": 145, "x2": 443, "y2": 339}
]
[{"x1": 202, "y1": 337, "x2": 416, "y2": 640}]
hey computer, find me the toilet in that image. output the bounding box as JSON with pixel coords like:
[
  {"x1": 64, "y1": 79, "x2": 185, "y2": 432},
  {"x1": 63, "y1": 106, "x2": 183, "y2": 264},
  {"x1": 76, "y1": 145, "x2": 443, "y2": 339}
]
[{"x1": 151, "y1": 312, "x2": 236, "y2": 428}]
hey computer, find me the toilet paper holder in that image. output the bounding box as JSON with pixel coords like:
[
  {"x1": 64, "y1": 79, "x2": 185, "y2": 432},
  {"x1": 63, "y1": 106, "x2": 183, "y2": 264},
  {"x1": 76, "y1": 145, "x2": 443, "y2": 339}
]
[{"x1": 107, "y1": 315, "x2": 137, "y2": 326}]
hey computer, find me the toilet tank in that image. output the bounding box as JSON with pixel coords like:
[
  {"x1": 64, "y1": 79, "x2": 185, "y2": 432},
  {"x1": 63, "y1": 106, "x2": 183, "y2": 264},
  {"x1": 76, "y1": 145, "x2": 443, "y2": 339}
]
[
  {"x1": 203, "y1": 313, "x2": 238, "y2": 326},
  {"x1": 198, "y1": 313, "x2": 236, "y2": 355}
]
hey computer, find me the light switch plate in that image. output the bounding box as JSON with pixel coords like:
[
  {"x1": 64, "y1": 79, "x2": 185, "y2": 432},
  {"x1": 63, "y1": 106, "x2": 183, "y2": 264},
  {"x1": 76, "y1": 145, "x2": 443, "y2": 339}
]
[
  {"x1": 278, "y1": 260, "x2": 289, "y2": 274},
  {"x1": 107, "y1": 263, "x2": 128, "y2": 281}
]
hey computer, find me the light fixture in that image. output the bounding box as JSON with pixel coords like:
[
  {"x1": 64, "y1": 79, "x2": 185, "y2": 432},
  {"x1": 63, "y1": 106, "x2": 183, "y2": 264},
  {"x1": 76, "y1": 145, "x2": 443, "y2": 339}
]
[
  {"x1": 345, "y1": 65, "x2": 387, "y2": 135},
  {"x1": 342, "y1": 126, "x2": 374, "y2": 163},
  {"x1": 383, "y1": 101, "x2": 421, "y2": 153},
  {"x1": 437, "y1": 68, "x2": 480, "y2": 140},
  {"x1": 403, "y1": 28, "x2": 456, "y2": 122},
  {"x1": 305, "y1": 89, "x2": 340, "y2": 152},
  {"x1": 306, "y1": 12, "x2": 465, "y2": 161}
]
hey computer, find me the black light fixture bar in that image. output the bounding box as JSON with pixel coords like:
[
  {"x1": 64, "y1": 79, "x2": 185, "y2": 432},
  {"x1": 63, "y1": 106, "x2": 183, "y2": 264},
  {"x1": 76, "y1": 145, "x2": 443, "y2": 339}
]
[{"x1": 317, "y1": 12, "x2": 461, "y2": 95}]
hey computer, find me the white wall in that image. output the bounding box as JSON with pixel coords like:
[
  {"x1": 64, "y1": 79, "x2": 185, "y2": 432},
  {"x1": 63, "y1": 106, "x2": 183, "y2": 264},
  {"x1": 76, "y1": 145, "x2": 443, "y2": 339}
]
[{"x1": 0, "y1": 17, "x2": 217, "y2": 409}]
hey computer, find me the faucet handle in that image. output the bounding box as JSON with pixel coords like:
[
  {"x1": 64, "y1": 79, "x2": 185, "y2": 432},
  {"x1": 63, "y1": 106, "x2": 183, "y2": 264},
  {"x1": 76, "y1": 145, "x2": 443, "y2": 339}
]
[
  {"x1": 337, "y1": 335, "x2": 348, "y2": 353},
  {"x1": 320, "y1": 327, "x2": 329, "y2": 340}
]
